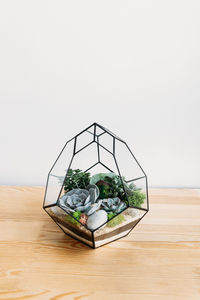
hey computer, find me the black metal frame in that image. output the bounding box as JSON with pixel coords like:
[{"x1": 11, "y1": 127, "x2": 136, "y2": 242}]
[{"x1": 43, "y1": 122, "x2": 149, "y2": 249}]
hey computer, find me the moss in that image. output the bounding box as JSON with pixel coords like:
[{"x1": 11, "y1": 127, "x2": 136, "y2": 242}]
[
  {"x1": 65, "y1": 210, "x2": 81, "y2": 226},
  {"x1": 65, "y1": 215, "x2": 80, "y2": 226},
  {"x1": 128, "y1": 190, "x2": 145, "y2": 208},
  {"x1": 107, "y1": 214, "x2": 125, "y2": 227}
]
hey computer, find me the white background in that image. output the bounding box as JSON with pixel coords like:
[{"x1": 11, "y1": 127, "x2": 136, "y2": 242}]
[{"x1": 0, "y1": 0, "x2": 199, "y2": 187}]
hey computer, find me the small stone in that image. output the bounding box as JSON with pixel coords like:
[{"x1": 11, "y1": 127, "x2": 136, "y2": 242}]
[
  {"x1": 125, "y1": 208, "x2": 139, "y2": 218},
  {"x1": 79, "y1": 213, "x2": 88, "y2": 225},
  {"x1": 87, "y1": 210, "x2": 108, "y2": 231}
]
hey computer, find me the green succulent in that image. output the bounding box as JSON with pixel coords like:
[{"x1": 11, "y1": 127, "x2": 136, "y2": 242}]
[
  {"x1": 90, "y1": 173, "x2": 117, "y2": 185},
  {"x1": 107, "y1": 212, "x2": 116, "y2": 220},
  {"x1": 95, "y1": 179, "x2": 113, "y2": 199},
  {"x1": 91, "y1": 173, "x2": 125, "y2": 200}
]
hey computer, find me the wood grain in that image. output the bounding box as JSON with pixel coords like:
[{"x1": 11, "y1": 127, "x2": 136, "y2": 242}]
[{"x1": 0, "y1": 186, "x2": 200, "y2": 300}]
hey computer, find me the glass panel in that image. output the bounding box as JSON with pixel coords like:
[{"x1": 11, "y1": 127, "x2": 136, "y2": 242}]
[
  {"x1": 95, "y1": 125, "x2": 105, "y2": 136},
  {"x1": 93, "y1": 207, "x2": 145, "y2": 248},
  {"x1": 97, "y1": 124, "x2": 123, "y2": 142},
  {"x1": 99, "y1": 146, "x2": 119, "y2": 174},
  {"x1": 44, "y1": 139, "x2": 74, "y2": 207},
  {"x1": 85, "y1": 162, "x2": 114, "y2": 177},
  {"x1": 125, "y1": 177, "x2": 148, "y2": 210},
  {"x1": 70, "y1": 142, "x2": 98, "y2": 172},
  {"x1": 114, "y1": 139, "x2": 145, "y2": 181},
  {"x1": 75, "y1": 125, "x2": 95, "y2": 153},
  {"x1": 98, "y1": 132, "x2": 114, "y2": 153},
  {"x1": 45, "y1": 206, "x2": 93, "y2": 247}
]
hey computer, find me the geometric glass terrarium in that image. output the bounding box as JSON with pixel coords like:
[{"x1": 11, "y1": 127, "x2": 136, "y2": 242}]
[{"x1": 43, "y1": 123, "x2": 149, "y2": 248}]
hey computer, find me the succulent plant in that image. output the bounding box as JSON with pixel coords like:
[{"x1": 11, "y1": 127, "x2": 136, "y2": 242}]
[
  {"x1": 90, "y1": 172, "x2": 145, "y2": 208},
  {"x1": 95, "y1": 180, "x2": 110, "y2": 199},
  {"x1": 58, "y1": 184, "x2": 102, "y2": 216},
  {"x1": 90, "y1": 172, "x2": 118, "y2": 185},
  {"x1": 101, "y1": 197, "x2": 127, "y2": 214}
]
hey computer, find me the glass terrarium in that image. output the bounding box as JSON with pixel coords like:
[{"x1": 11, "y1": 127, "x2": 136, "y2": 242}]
[{"x1": 43, "y1": 123, "x2": 149, "y2": 248}]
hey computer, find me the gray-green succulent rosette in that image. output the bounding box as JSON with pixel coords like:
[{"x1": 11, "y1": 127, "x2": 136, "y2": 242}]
[
  {"x1": 58, "y1": 184, "x2": 102, "y2": 216},
  {"x1": 101, "y1": 197, "x2": 127, "y2": 214}
]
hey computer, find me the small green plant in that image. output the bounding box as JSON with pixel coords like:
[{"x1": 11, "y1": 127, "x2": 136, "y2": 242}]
[
  {"x1": 101, "y1": 176, "x2": 123, "y2": 199},
  {"x1": 65, "y1": 210, "x2": 81, "y2": 226},
  {"x1": 91, "y1": 173, "x2": 127, "y2": 201},
  {"x1": 73, "y1": 210, "x2": 81, "y2": 219},
  {"x1": 95, "y1": 180, "x2": 111, "y2": 199},
  {"x1": 107, "y1": 214, "x2": 125, "y2": 227},
  {"x1": 107, "y1": 212, "x2": 116, "y2": 220},
  {"x1": 128, "y1": 190, "x2": 146, "y2": 208},
  {"x1": 63, "y1": 169, "x2": 91, "y2": 192}
]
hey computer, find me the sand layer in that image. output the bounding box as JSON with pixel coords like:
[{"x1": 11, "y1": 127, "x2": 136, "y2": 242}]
[{"x1": 48, "y1": 207, "x2": 143, "y2": 244}]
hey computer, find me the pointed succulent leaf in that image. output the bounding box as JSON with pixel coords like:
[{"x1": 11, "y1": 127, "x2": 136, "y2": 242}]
[
  {"x1": 86, "y1": 184, "x2": 100, "y2": 200},
  {"x1": 75, "y1": 202, "x2": 91, "y2": 212},
  {"x1": 87, "y1": 200, "x2": 102, "y2": 216},
  {"x1": 84, "y1": 194, "x2": 91, "y2": 205}
]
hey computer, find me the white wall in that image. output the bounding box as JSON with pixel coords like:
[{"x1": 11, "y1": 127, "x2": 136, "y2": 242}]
[{"x1": 0, "y1": 1, "x2": 199, "y2": 188}]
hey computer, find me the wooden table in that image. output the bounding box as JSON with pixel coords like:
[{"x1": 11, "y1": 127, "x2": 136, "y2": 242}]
[{"x1": 0, "y1": 187, "x2": 200, "y2": 300}]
